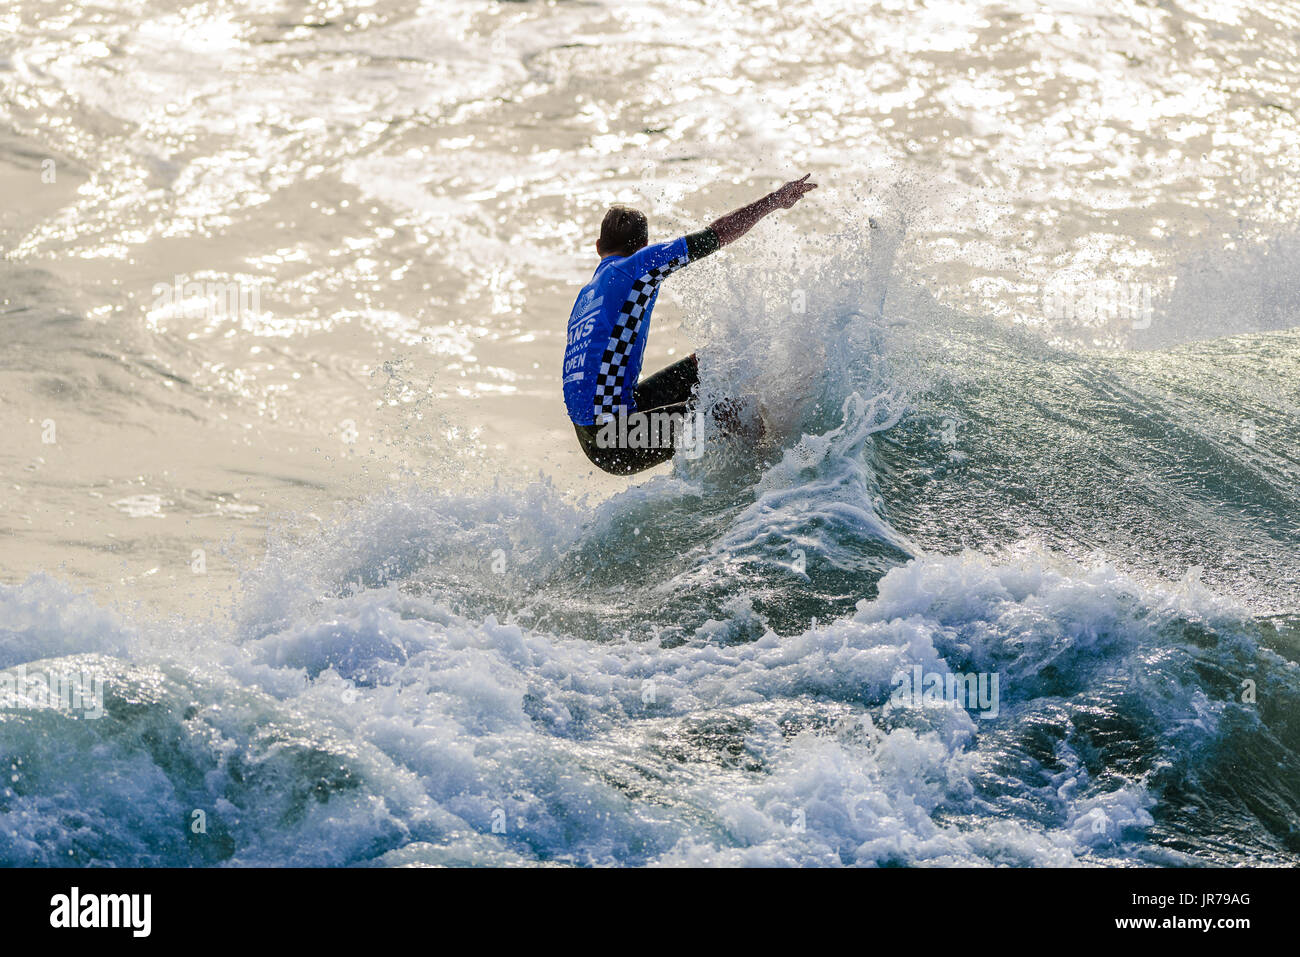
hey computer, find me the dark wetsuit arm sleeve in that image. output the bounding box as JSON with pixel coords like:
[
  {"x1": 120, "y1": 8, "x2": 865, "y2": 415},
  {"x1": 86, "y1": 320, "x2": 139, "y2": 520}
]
[{"x1": 685, "y1": 227, "x2": 721, "y2": 262}]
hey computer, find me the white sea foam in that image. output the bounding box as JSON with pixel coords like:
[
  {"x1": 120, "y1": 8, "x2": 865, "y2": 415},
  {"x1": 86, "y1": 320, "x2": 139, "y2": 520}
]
[{"x1": 0, "y1": 478, "x2": 1279, "y2": 866}]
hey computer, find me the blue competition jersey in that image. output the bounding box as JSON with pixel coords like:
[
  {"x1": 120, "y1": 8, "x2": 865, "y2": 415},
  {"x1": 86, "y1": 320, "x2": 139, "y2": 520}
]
[{"x1": 562, "y1": 237, "x2": 695, "y2": 426}]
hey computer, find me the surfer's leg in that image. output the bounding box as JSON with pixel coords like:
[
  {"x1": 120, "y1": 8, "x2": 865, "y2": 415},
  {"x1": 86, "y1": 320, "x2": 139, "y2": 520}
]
[
  {"x1": 573, "y1": 402, "x2": 695, "y2": 475},
  {"x1": 632, "y1": 353, "x2": 760, "y2": 442},
  {"x1": 570, "y1": 356, "x2": 708, "y2": 475},
  {"x1": 632, "y1": 353, "x2": 698, "y2": 412}
]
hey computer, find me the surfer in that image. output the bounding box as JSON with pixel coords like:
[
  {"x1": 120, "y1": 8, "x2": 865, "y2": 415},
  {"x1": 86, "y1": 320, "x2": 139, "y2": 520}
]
[{"x1": 561, "y1": 174, "x2": 818, "y2": 474}]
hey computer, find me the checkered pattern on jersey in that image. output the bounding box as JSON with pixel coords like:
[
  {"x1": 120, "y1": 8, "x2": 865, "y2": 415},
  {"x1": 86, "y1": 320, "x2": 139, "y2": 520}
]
[{"x1": 592, "y1": 256, "x2": 689, "y2": 423}]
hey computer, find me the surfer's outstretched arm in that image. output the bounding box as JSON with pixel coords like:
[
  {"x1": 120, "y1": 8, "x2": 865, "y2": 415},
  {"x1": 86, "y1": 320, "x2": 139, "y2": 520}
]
[{"x1": 707, "y1": 174, "x2": 818, "y2": 247}]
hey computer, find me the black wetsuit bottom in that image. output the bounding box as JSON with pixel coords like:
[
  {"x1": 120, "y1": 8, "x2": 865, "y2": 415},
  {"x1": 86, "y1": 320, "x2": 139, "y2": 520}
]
[{"x1": 574, "y1": 354, "x2": 699, "y2": 475}]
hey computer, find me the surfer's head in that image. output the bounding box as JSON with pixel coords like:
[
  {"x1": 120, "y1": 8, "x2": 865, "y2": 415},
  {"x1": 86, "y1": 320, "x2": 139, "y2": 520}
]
[{"x1": 596, "y1": 205, "x2": 648, "y2": 258}]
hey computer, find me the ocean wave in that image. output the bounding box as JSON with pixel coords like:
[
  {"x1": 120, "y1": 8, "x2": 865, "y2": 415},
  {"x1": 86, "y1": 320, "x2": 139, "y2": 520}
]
[{"x1": 1, "y1": 482, "x2": 1294, "y2": 866}]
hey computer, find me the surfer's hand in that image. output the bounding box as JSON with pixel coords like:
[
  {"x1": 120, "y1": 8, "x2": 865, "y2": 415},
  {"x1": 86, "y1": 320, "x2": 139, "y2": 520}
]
[
  {"x1": 709, "y1": 177, "x2": 818, "y2": 246},
  {"x1": 772, "y1": 173, "x2": 817, "y2": 209}
]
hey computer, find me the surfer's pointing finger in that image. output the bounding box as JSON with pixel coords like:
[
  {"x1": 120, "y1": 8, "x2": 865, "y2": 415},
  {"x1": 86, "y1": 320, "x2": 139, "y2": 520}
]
[{"x1": 774, "y1": 174, "x2": 817, "y2": 208}]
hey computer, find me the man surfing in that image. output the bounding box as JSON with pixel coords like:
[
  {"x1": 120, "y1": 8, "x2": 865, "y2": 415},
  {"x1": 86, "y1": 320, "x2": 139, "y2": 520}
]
[{"x1": 561, "y1": 174, "x2": 818, "y2": 475}]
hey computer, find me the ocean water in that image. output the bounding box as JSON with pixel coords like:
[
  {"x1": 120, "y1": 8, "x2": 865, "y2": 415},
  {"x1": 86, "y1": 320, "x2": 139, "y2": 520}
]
[{"x1": 1, "y1": 0, "x2": 1298, "y2": 866}]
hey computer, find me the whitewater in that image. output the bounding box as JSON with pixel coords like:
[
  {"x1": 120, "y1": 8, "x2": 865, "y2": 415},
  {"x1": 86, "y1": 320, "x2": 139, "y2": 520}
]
[{"x1": 1, "y1": 0, "x2": 1298, "y2": 866}]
